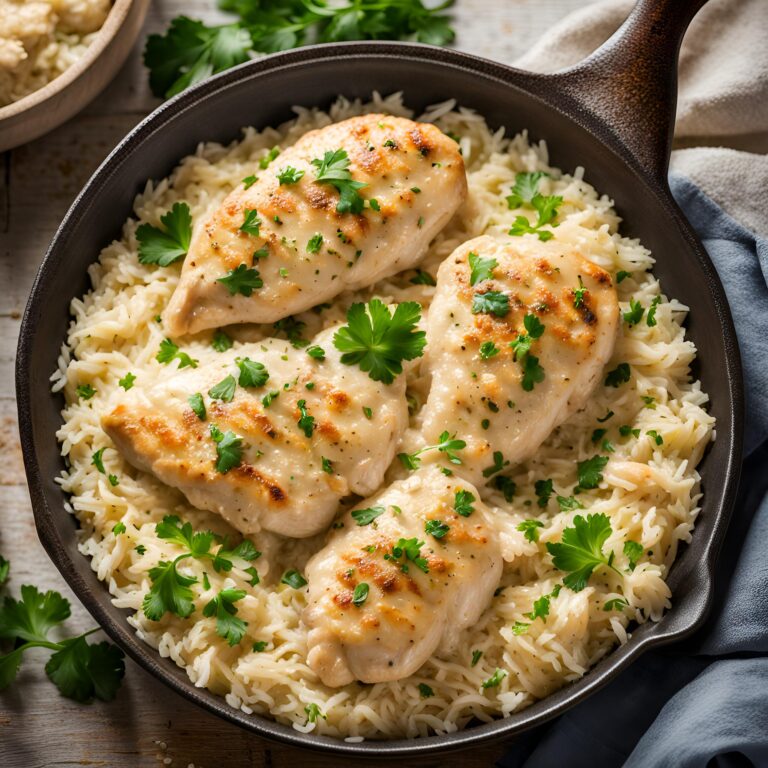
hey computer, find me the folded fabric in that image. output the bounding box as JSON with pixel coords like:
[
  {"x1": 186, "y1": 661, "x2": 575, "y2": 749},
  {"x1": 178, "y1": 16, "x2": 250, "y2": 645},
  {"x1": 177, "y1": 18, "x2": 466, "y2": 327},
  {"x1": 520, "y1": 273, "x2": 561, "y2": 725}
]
[{"x1": 499, "y1": 177, "x2": 768, "y2": 768}]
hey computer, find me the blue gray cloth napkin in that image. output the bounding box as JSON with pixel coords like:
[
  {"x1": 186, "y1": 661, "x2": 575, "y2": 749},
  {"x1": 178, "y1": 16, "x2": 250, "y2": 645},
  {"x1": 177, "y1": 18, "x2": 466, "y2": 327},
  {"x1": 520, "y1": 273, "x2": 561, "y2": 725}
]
[{"x1": 499, "y1": 174, "x2": 768, "y2": 768}]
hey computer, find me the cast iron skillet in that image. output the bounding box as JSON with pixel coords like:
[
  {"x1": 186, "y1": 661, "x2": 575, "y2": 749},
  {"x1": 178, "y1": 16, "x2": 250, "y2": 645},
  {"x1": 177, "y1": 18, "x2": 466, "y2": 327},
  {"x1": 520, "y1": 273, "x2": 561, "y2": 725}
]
[{"x1": 16, "y1": 0, "x2": 744, "y2": 757}]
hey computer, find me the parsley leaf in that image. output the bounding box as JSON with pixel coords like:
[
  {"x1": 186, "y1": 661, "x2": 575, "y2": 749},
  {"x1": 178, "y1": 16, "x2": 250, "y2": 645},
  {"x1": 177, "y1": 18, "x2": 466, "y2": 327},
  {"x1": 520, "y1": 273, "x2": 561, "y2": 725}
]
[
  {"x1": 212, "y1": 329, "x2": 233, "y2": 352},
  {"x1": 425, "y1": 519, "x2": 450, "y2": 539},
  {"x1": 482, "y1": 451, "x2": 509, "y2": 478},
  {"x1": 208, "y1": 374, "x2": 237, "y2": 402},
  {"x1": 535, "y1": 479, "x2": 553, "y2": 507},
  {"x1": 410, "y1": 269, "x2": 436, "y2": 286},
  {"x1": 468, "y1": 252, "x2": 497, "y2": 286},
  {"x1": 76, "y1": 384, "x2": 96, "y2": 400},
  {"x1": 296, "y1": 399, "x2": 315, "y2": 438},
  {"x1": 616, "y1": 270, "x2": 632, "y2": 283},
  {"x1": 624, "y1": 540, "x2": 644, "y2": 571},
  {"x1": 454, "y1": 489, "x2": 475, "y2": 517},
  {"x1": 203, "y1": 588, "x2": 247, "y2": 646},
  {"x1": 188, "y1": 393, "x2": 206, "y2": 421},
  {"x1": 647, "y1": 296, "x2": 661, "y2": 327},
  {"x1": 311, "y1": 148, "x2": 367, "y2": 214},
  {"x1": 352, "y1": 506, "x2": 385, "y2": 526},
  {"x1": 506, "y1": 172, "x2": 546, "y2": 208},
  {"x1": 306, "y1": 345, "x2": 326, "y2": 361},
  {"x1": 472, "y1": 291, "x2": 509, "y2": 317},
  {"x1": 517, "y1": 519, "x2": 544, "y2": 543},
  {"x1": 307, "y1": 233, "x2": 323, "y2": 253},
  {"x1": 91, "y1": 448, "x2": 107, "y2": 475},
  {"x1": 524, "y1": 594, "x2": 551, "y2": 622},
  {"x1": 604, "y1": 597, "x2": 629, "y2": 612},
  {"x1": 217, "y1": 263, "x2": 263, "y2": 296},
  {"x1": 384, "y1": 537, "x2": 429, "y2": 574},
  {"x1": 144, "y1": 17, "x2": 251, "y2": 99},
  {"x1": 239, "y1": 209, "x2": 262, "y2": 236},
  {"x1": 118, "y1": 372, "x2": 136, "y2": 391},
  {"x1": 136, "y1": 202, "x2": 193, "y2": 266},
  {"x1": 273, "y1": 316, "x2": 309, "y2": 348},
  {"x1": 0, "y1": 556, "x2": 8, "y2": 586},
  {"x1": 573, "y1": 276, "x2": 587, "y2": 308},
  {"x1": 521, "y1": 355, "x2": 545, "y2": 391},
  {"x1": 305, "y1": 702, "x2": 326, "y2": 723},
  {"x1": 281, "y1": 570, "x2": 307, "y2": 589},
  {"x1": 481, "y1": 668, "x2": 507, "y2": 689},
  {"x1": 576, "y1": 455, "x2": 609, "y2": 490},
  {"x1": 623, "y1": 298, "x2": 645, "y2": 326},
  {"x1": 557, "y1": 495, "x2": 585, "y2": 511},
  {"x1": 493, "y1": 475, "x2": 517, "y2": 501},
  {"x1": 236, "y1": 357, "x2": 269, "y2": 387},
  {"x1": 156, "y1": 338, "x2": 198, "y2": 369},
  {"x1": 546, "y1": 513, "x2": 620, "y2": 591},
  {"x1": 0, "y1": 585, "x2": 71, "y2": 643},
  {"x1": 604, "y1": 363, "x2": 631, "y2": 388},
  {"x1": 143, "y1": 560, "x2": 197, "y2": 620},
  {"x1": 471, "y1": 650, "x2": 483, "y2": 666},
  {"x1": 333, "y1": 299, "x2": 426, "y2": 384},
  {"x1": 352, "y1": 583, "x2": 369, "y2": 606},
  {"x1": 156, "y1": 515, "x2": 214, "y2": 557},
  {"x1": 479, "y1": 341, "x2": 500, "y2": 360},
  {"x1": 275, "y1": 166, "x2": 305, "y2": 185},
  {"x1": 210, "y1": 425, "x2": 243, "y2": 473},
  {"x1": 45, "y1": 637, "x2": 125, "y2": 703},
  {"x1": 398, "y1": 431, "x2": 466, "y2": 469},
  {"x1": 418, "y1": 683, "x2": 434, "y2": 698}
]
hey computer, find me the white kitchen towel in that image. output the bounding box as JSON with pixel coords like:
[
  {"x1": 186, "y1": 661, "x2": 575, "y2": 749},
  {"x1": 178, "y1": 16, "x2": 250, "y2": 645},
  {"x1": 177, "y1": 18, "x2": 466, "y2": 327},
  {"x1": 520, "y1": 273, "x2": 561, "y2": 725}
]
[{"x1": 514, "y1": 0, "x2": 768, "y2": 236}]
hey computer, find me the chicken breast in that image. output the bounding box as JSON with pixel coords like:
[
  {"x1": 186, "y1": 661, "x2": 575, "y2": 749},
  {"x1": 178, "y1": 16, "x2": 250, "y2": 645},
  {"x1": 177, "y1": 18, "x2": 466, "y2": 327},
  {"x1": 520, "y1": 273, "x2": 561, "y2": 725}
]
[
  {"x1": 101, "y1": 325, "x2": 408, "y2": 538},
  {"x1": 420, "y1": 235, "x2": 619, "y2": 486},
  {"x1": 303, "y1": 467, "x2": 502, "y2": 687},
  {"x1": 163, "y1": 114, "x2": 467, "y2": 337}
]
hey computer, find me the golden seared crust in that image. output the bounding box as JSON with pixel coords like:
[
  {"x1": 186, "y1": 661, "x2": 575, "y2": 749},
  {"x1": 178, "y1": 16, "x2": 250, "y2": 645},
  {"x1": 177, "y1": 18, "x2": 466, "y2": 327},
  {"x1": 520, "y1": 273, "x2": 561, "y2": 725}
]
[
  {"x1": 421, "y1": 234, "x2": 620, "y2": 486},
  {"x1": 102, "y1": 325, "x2": 409, "y2": 538},
  {"x1": 303, "y1": 467, "x2": 503, "y2": 687},
  {"x1": 163, "y1": 114, "x2": 467, "y2": 336}
]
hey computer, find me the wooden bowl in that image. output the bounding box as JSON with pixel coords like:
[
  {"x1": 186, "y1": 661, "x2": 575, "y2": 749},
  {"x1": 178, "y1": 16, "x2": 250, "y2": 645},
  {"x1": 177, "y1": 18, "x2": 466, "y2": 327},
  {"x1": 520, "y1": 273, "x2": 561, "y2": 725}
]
[{"x1": 0, "y1": 0, "x2": 151, "y2": 152}]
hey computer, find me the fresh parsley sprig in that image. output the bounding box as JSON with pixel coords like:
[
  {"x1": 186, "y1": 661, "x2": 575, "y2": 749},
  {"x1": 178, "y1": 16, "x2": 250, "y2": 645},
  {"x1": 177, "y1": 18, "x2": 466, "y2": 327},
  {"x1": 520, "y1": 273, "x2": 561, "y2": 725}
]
[
  {"x1": 311, "y1": 148, "x2": 367, "y2": 214},
  {"x1": 0, "y1": 575, "x2": 125, "y2": 702},
  {"x1": 546, "y1": 513, "x2": 621, "y2": 591},
  {"x1": 398, "y1": 431, "x2": 466, "y2": 470},
  {"x1": 506, "y1": 172, "x2": 562, "y2": 242},
  {"x1": 333, "y1": 299, "x2": 426, "y2": 384},
  {"x1": 137, "y1": 202, "x2": 193, "y2": 267}
]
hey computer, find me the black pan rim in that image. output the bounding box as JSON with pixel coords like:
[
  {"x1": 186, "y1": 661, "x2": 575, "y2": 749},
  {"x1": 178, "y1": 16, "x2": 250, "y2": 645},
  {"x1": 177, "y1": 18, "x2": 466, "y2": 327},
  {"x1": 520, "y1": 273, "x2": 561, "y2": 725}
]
[{"x1": 16, "y1": 41, "x2": 744, "y2": 757}]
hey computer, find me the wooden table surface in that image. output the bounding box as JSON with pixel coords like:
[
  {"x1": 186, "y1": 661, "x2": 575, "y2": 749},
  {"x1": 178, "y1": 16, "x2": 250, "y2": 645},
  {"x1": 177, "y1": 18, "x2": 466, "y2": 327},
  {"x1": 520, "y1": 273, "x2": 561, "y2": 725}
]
[{"x1": 1, "y1": 1, "x2": 585, "y2": 765}]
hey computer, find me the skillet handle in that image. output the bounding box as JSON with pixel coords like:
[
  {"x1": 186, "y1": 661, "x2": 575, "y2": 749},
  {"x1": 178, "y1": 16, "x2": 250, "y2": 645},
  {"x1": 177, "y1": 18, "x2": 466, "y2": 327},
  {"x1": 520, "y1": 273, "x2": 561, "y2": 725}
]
[{"x1": 542, "y1": 0, "x2": 707, "y2": 184}]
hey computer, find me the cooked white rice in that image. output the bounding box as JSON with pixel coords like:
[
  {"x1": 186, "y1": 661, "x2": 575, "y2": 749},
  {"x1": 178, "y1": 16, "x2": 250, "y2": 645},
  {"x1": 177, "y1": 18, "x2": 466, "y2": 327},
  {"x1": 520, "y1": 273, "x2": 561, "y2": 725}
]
[
  {"x1": 0, "y1": 0, "x2": 110, "y2": 107},
  {"x1": 53, "y1": 93, "x2": 714, "y2": 739}
]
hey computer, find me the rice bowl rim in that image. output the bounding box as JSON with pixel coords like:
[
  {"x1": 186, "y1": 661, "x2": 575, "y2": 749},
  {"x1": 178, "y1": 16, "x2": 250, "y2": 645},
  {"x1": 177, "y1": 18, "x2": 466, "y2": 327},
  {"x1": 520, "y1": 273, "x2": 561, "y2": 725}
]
[
  {"x1": 16, "y1": 40, "x2": 744, "y2": 756},
  {"x1": 0, "y1": 0, "x2": 140, "y2": 121}
]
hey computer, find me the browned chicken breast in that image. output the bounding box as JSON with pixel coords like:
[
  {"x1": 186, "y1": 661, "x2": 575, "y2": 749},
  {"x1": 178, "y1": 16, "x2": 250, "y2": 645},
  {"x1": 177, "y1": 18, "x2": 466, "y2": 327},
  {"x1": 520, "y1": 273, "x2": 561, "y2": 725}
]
[
  {"x1": 163, "y1": 114, "x2": 467, "y2": 336},
  {"x1": 303, "y1": 467, "x2": 502, "y2": 687},
  {"x1": 101, "y1": 325, "x2": 408, "y2": 538},
  {"x1": 420, "y1": 235, "x2": 620, "y2": 485}
]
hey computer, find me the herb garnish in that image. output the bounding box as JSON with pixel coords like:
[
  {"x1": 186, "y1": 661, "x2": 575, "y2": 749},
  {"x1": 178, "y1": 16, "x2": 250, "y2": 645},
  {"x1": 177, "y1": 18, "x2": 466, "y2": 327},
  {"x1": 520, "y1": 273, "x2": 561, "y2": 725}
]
[
  {"x1": 236, "y1": 357, "x2": 269, "y2": 387},
  {"x1": 203, "y1": 588, "x2": 247, "y2": 646},
  {"x1": 351, "y1": 506, "x2": 385, "y2": 526},
  {"x1": 311, "y1": 148, "x2": 367, "y2": 214},
  {"x1": 384, "y1": 538, "x2": 429, "y2": 574},
  {"x1": 468, "y1": 252, "x2": 497, "y2": 286},
  {"x1": 398, "y1": 431, "x2": 466, "y2": 470},
  {"x1": 137, "y1": 202, "x2": 193, "y2": 266},
  {"x1": 156, "y1": 338, "x2": 198, "y2": 369},
  {"x1": 217, "y1": 263, "x2": 263, "y2": 296},
  {"x1": 209, "y1": 424, "x2": 243, "y2": 473}
]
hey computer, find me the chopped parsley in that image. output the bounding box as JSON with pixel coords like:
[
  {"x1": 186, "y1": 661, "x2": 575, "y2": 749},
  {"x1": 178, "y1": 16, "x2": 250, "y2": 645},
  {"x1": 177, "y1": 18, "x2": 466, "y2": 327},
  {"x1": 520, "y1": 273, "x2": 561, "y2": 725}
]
[
  {"x1": 252, "y1": 640, "x2": 268, "y2": 652},
  {"x1": 212, "y1": 329, "x2": 233, "y2": 352},
  {"x1": 604, "y1": 597, "x2": 629, "y2": 612},
  {"x1": 202, "y1": 588, "x2": 247, "y2": 646},
  {"x1": 156, "y1": 338, "x2": 198, "y2": 369},
  {"x1": 208, "y1": 375, "x2": 237, "y2": 403},
  {"x1": 187, "y1": 392, "x2": 207, "y2": 421},
  {"x1": 471, "y1": 290, "x2": 509, "y2": 317},
  {"x1": 398, "y1": 431, "x2": 466, "y2": 470},
  {"x1": 351, "y1": 506, "x2": 385, "y2": 526},
  {"x1": 333, "y1": 299, "x2": 426, "y2": 384},
  {"x1": 410, "y1": 269, "x2": 436, "y2": 286},
  {"x1": 573, "y1": 276, "x2": 587, "y2": 308},
  {"x1": 352, "y1": 583, "x2": 369, "y2": 606},
  {"x1": 260, "y1": 147, "x2": 280, "y2": 169},
  {"x1": 506, "y1": 172, "x2": 562, "y2": 241},
  {"x1": 307, "y1": 233, "x2": 323, "y2": 253},
  {"x1": 623, "y1": 298, "x2": 645, "y2": 326},
  {"x1": 425, "y1": 519, "x2": 450, "y2": 539},
  {"x1": 480, "y1": 340, "x2": 500, "y2": 359},
  {"x1": 76, "y1": 384, "x2": 96, "y2": 400},
  {"x1": 604, "y1": 363, "x2": 631, "y2": 388},
  {"x1": 454, "y1": 489, "x2": 475, "y2": 517},
  {"x1": 209, "y1": 424, "x2": 243, "y2": 473},
  {"x1": 239, "y1": 208, "x2": 262, "y2": 236},
  {"x1": 311, "y1": 148, "x2": 367, "y2": 214},
  {"x1": 321, "y1": 456, "x2": 333, "y2": 474},
  {"x1": 275, "y1": 166, "x2": 305, "y2": 185},
  {"x1": 242, "y1": 174, "x2": 258, "y2": 189},
  {"x1": 418, "y1": 683, "x2": 434, "y2": 698},
  {"x1": 557, "y1": 495, "x2": 585, "y2": 511},
  {"x1": 468, "y1": 251, "x2": 497, "y2": 286},
  {"x1": 535, "y1": 478, "x2": 553, "y2": 507},
  {"x1": 261, "y1": 390, "x2": 279, "y2": 408},
  {"x1": 517, "y1": 519, "x2": 544, "y2": 543},
  {"x1": 384, "y1": 537, "x2": 429, "y2": 574},
  {"x1": 112, "y1": 522, "x2": 126, "y2": 535},
  {"x1": 471, "y1": 650, "x2": 483, "y2": 666},
  {"x1": 306, "y1": 345, "x2": 325, "y2": 361},
  {"x1": 236, "y1": 357, "x2": 269, "y2": 387},
  {"x1": 91, "y1": 448, "x2": 107, "y2": 475},
  {"x1": 216, "y1": 263, "x2": 263, "y2": 296},
  {"x1": 118, "y1": 372, "x2": 136, "y2": 391},
  {"x1": 493, "y1": 475, "x2": 517, "y2": 501},
  {"x1": 576, "y1": 455, "x2": 609, "y2": 490},
  {"x1": 481, "y1": 668, "x2": 507, "y2": 689},
  {"x1": 482, "y1": 451, "x2": 509, "y2": 478},
  {"x1": 296, "y1": 399, "x2": 315, "y2": 438},
  {"x1": 273, "y1": 316, "x2": 308, "y2": 348},
  {"x1": 546, "y1": 513, "x2": 620, "y2": 591},
  {"x1": 647, "y1": 296, "x2": 661, "y2": 327},
  {"x1": 281, "y1": 570, "x2": 307, "y2": 589},
  {"x1": 616, "y1": 270, "x2": 631, "y2": 283},
  {"x1": 136, "y1": 202, "x2": 192, "y2": 266},
  {"x1": 305, "y1": 702, "x2": 325, "y2": 723},
  {"x1": 624, "y1": 540, "x2": 644, "y2": 571}
]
